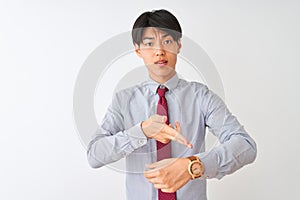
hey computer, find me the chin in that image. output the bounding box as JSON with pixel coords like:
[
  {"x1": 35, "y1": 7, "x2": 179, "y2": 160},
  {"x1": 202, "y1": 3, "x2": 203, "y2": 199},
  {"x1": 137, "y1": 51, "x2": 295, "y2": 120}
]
[{"x1": 155, "y1": 70, "x2": 175, "y2": 78}]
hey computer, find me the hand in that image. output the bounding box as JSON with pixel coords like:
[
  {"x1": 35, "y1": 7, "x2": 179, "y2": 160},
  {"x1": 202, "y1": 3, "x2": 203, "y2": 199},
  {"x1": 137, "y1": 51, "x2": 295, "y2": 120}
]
[
  {"x1": 144, "y1": 158, "x2": 191, "y2": 193},
  {"x1": 141, "y1": 114, "x2": 193, "y2": 148}
]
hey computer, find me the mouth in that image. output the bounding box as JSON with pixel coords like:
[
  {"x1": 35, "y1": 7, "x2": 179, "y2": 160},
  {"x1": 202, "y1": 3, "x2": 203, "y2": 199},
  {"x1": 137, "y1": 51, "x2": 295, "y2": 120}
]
[{"x1": 154, "y1": 60, "x2": 168, "y2": 67}]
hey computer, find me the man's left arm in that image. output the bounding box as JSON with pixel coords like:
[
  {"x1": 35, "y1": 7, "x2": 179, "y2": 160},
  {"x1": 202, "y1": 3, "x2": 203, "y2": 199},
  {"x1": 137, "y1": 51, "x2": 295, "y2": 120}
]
[
  {"x1": 144, "y1": 87, "x2": 257, "y2": 192},
  {"x1": 196, "y1": 88, "x2": 257, "y2": 180}
]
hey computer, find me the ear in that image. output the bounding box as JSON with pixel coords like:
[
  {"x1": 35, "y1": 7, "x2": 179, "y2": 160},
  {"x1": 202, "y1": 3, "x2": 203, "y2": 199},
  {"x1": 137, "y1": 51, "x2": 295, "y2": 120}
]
[
  {"x1": 134, "y1": 44, "x2": 142, "y2": 58},
  {"x1": 177, "y1": 39, "x2": 182, "y2": 54}
]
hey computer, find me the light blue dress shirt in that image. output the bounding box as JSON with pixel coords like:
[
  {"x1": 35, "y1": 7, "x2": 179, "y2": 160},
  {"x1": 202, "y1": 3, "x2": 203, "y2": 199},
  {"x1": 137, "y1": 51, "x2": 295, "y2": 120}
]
[{"x1": 87, "y1": 73, "x2": 257, "y2": 200}]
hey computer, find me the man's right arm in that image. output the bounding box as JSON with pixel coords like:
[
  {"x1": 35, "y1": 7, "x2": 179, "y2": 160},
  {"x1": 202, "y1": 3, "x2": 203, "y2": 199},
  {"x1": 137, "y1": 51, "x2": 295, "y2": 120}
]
[
  {"x1": 87, "y1": 93, "x2": 147, "y2": 168},
  {"x1": 87, "y1": 92, "x2": 193, "y2": 168}
]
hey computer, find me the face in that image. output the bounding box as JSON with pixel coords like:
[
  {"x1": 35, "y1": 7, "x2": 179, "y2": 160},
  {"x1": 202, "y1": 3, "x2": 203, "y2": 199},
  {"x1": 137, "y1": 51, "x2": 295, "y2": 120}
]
[{"x1": 135, "y1": 27, "x2": 182, "y2": 83}]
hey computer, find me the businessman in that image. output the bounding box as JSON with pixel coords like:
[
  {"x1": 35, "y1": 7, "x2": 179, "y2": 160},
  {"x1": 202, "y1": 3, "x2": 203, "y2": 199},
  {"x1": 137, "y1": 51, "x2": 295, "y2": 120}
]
[{"x1": 87, "y1": 9, "x2": 257, "y2": 200}]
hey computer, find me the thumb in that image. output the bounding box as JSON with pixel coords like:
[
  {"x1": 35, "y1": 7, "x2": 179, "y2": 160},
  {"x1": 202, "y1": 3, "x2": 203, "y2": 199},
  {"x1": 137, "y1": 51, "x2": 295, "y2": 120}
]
[{"x1": 151, "y1": 114, "x2": 167, "y2": 123}]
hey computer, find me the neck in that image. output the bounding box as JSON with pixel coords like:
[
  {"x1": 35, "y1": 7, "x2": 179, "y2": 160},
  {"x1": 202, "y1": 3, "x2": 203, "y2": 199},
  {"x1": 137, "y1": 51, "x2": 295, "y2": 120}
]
[{"x1": 149, "y1": 71, "x2": 176, "y2": 84}]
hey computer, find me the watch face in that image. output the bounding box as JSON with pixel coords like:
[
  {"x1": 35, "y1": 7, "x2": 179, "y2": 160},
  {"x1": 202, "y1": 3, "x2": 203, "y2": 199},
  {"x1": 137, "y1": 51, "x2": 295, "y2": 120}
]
[{"x1": 191, "y1": 162, "x2": 202, "y2": 176}]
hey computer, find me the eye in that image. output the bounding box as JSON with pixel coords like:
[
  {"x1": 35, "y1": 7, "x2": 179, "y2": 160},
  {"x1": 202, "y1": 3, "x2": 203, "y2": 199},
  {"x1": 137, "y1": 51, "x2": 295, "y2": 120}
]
[
  {"x1": 144, "y1": 42, "x2": 153, "y2": 47},
  {"x1": 163, "y1": 39, "x2": 173, "y2": 45}
]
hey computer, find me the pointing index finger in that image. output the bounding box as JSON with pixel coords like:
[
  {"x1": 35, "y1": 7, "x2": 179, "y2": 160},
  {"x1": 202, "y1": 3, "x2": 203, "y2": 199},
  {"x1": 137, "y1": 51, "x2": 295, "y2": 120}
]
[
  {"x1": 163, "y1": 124, "x2": 193, "y2": 149},
  {"x1": 174, "y1": 132, "x2": 193, "y2": 149}
]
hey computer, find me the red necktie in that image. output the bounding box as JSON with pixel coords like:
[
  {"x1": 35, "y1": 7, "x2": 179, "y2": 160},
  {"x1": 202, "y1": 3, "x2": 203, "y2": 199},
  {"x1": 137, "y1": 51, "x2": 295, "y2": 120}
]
[{"x1": 156, "y1": 86, "x2": 177, "y2": 200}]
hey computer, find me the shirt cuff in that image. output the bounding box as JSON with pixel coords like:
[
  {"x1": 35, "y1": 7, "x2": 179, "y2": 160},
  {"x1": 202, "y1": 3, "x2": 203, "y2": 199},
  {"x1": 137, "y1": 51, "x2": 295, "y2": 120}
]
[
  {"x1": 195, "y1": 150, "x2": 219, "y2": 180},
  {"x1": 125, "y1": 122, "x2": 148, "y2": 149}
]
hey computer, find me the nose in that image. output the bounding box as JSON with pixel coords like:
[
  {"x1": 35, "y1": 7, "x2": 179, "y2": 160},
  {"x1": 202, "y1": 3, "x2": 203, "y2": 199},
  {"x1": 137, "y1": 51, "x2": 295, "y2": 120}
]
[{"x1": 155, "y1": 48, "x2": 165, "y2": 56}]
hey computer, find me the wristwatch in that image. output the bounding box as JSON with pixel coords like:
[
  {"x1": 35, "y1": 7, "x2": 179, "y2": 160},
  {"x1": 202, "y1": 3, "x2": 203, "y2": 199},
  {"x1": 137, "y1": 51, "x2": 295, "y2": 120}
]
[{"x1": 187, "y1": 156, "x2": 205, "y2": 179}]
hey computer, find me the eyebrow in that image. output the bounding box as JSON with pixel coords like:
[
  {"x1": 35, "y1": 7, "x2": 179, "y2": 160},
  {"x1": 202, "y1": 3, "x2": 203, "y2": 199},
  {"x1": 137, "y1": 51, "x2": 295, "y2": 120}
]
[
  {"x1": 142, "y1": 33, "x2": 171, "y2": 41},
  {"x1": 142, "y1": 37, "x2": 154, "y2": 41},
  {"x1": 162, "y1": 33, "x2": 171, "y2": 38}
]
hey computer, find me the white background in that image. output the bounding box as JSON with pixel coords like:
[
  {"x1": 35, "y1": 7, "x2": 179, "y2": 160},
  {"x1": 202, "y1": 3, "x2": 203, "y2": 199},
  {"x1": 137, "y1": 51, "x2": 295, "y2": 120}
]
[{"x1": 1, "y1": 0, "x2": 300, "y2": 199}]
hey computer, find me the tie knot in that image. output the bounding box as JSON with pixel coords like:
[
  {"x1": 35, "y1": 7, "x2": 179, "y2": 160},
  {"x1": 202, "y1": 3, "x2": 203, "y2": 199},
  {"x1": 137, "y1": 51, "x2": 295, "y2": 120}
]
[{"x1": 157, "y1": 86, "x2": 169, "y2": 97}]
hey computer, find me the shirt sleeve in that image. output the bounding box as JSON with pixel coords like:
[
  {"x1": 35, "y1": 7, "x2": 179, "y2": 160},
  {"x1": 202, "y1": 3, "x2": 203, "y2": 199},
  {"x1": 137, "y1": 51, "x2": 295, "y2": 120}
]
[
  {"x1": 195, "y1": 86, "x2": 257, "y2": 180},
  {"x1": 87, "y1": 92, "x2": 147, "y2": 168}
]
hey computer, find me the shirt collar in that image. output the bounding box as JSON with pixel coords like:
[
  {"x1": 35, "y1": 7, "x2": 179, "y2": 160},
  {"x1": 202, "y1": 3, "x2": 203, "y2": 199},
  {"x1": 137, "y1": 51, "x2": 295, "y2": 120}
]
[{"x1": 145, "y1": 73, "x2": 179, "y2": 94}]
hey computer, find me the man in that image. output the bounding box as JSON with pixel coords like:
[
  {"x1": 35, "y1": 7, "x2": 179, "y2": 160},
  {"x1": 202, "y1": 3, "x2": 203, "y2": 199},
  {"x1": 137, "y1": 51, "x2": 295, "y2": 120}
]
[{"x1": 87, "y1": 9, "x2": 257, "y2": 200}]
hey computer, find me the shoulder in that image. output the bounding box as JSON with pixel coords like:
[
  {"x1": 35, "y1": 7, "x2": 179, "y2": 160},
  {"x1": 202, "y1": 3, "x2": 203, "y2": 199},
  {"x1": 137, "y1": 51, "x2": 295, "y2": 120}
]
[
  {"x1": 113, "y1": 81, "x2": 147, "y2": 101},
  {"x1": 177, "y1": 78, "x2": 223, "y2": 106},
  {"x1": 177, "y1": 78, "x2": 210, "y2": 95}
]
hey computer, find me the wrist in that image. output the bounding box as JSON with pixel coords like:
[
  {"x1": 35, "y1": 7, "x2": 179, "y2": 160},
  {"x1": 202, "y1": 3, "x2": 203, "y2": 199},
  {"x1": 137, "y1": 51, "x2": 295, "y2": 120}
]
[
  {"x1": 180, "y1": 158, "x2": 193, "y2": 181},
  {"x1": 141, "y1": 121, "x2": 150, "y2": 138},
  {"x1": 186, "y1": 156, "x2": 205, "y2": 180}
]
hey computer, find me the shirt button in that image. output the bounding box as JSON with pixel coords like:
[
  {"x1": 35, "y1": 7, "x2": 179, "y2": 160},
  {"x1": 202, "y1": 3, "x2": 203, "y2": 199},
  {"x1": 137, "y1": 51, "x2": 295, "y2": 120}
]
[{"x1": 138, "y1": 140, "x2": 145, "y2": 145}]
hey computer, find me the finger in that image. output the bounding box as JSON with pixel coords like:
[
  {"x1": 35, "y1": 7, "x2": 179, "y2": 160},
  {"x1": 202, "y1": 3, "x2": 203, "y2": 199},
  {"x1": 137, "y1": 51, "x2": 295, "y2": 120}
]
[
  {"x1": 175, "y1": 121, "x2": 181, "y2": 132},
  {"x1": 162, "y1": 188, "x2": 175, "y2": 193},
  {"x1": 146, "y1": 159, "x2": 166, "y2": 169},
  {"x1": 175, "y1": 122, "x2": 192, "y2": 148},
  {"x1": 146, "y1": 177, "x2": 163, "y2": 185},
  {"x1": 156, "y1": 125, "x2": 172, "y2": 141},
  {"x1": 144, "y1": 169, "x2": 159, "y2": 180},
  {"x1": 161, "y1": 124, "x2": 178, "y2": 137},
  {"x1": 174, "y1": 132, "x2": 193, "y2": 149},
  {"x1": 151, "y1": 122, "x2": 166, "y2": 135},
  {"x1": 154, "y1": 183, "x2": 167, "y2": 189},
  {"x1": 158, "y1": 138, "x2": 171, "y2": 144},
  {"x1": 145, "y1": 162, "x2": 158, "y2": 169},
  {"x1": 146, "y1": 158, "x2": 175, "y2": 170},
  {"x1": 163, "y1": 125, "x2": 193, "y2": 148},
  {"x1": 151, "y1": 114, "x2": 167, "y2": 123},
  {"x1": 144, "y1": 170, "x2": 159, "y2": 179}
]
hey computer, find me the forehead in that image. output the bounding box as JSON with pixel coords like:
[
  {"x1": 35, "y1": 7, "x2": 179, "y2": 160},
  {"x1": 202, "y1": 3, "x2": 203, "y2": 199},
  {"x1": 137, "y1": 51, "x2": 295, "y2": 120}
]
[{"x1": 142, "y1": 27, "x2": 170, "y2": 38}]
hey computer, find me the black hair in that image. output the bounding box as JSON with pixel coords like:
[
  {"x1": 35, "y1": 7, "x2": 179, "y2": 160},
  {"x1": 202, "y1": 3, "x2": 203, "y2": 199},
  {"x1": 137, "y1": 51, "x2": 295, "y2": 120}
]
[{"x1": 132, "y1": 9, "x2": 182, "y2": 46}]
